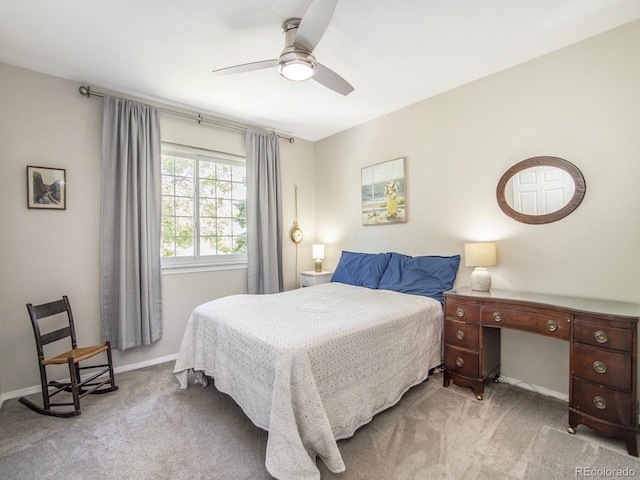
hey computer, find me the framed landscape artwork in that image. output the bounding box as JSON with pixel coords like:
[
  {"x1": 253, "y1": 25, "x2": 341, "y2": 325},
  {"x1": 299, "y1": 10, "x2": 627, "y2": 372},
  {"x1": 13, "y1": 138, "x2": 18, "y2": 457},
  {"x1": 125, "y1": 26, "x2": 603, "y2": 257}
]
[
  {"x1": 27, "y1": 166, "x2": 66, "y2": 210},
  {"x1": 361, "y1": 157, "x2": 406, "y2": 225}
]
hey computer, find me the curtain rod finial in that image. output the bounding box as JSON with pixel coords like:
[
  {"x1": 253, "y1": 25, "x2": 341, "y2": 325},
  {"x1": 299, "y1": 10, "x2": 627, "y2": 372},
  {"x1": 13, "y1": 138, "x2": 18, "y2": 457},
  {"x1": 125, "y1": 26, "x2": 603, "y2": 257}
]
[{"x1": 79, "y1": 85, "x2": 90, "y2": 96}]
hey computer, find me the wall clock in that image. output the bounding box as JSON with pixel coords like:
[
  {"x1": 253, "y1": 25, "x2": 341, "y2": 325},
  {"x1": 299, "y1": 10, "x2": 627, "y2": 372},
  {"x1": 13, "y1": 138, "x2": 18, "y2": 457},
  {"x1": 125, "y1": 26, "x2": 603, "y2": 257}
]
[
  {"x1": 290, "y1": 223, "x2": 303, "y2": 244},
  {"x1": 290, "y1": 185, "x2": 303, "y2": 244}
]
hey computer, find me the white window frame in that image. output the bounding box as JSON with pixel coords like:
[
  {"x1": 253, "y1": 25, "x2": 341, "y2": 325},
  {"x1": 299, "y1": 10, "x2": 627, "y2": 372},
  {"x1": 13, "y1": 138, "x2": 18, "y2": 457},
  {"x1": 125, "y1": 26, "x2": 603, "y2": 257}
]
[{"x1": 161, "y1": 142, "x2": 247, "y2": 271}]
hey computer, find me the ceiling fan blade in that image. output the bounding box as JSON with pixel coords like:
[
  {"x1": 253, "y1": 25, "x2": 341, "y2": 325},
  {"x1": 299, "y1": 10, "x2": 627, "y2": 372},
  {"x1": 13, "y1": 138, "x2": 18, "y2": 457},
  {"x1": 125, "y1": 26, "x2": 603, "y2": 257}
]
[
  {"x1": 313, "y1": 63, "x2": 353, "y2": 96},
  {"x1": 294, "y1": 0, "x2": 339, "y2": 52},
  {"x1": 212, "y1": 59, "x2": 277, "y2": 75}
]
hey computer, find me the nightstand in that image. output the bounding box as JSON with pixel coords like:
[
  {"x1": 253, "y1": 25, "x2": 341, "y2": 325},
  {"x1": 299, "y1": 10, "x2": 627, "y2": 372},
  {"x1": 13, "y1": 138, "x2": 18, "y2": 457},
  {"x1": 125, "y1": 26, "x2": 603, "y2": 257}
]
[{"x1": 299, "y1": 271, "x2": 333, "y2": 288}]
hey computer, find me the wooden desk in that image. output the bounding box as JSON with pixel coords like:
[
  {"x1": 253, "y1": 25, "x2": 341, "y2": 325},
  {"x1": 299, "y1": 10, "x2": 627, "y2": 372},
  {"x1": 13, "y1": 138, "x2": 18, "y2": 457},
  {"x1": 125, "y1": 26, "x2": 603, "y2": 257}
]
[{"x1": 443, "y1": 287, "x2": 639, "y2": 456}]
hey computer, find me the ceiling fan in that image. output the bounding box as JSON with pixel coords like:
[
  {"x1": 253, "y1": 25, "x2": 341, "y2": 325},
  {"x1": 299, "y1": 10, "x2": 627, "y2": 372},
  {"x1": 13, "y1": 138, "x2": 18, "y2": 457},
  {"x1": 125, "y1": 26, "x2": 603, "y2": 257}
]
[{"x1": 212, "y1": 0, "x2": 354, "y2": 96}]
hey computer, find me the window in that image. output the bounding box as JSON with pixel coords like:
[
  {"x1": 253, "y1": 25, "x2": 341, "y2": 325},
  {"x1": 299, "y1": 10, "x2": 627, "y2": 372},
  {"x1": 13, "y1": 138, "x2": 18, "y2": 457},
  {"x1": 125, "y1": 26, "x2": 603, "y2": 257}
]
[{"x1": 161, "y1": 143, "x2": 247, "y2": 268}]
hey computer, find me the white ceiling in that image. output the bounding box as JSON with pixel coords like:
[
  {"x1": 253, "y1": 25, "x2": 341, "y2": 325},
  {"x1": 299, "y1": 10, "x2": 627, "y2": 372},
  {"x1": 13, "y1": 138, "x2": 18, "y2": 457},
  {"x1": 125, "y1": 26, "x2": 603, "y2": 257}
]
[{"x1": 1, "y1": 0, "x2": 639, "y2": 141}]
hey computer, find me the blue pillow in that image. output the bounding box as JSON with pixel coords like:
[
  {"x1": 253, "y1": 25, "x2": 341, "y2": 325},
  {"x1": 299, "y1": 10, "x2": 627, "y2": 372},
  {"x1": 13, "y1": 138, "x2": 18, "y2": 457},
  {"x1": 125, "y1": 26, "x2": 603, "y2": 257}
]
[
  {"x1": 331, "y1": 251, "x2": 392, "y2": 289},
  {"x1": 377, "y1": 252, "x2": 460, "y2": 302}
]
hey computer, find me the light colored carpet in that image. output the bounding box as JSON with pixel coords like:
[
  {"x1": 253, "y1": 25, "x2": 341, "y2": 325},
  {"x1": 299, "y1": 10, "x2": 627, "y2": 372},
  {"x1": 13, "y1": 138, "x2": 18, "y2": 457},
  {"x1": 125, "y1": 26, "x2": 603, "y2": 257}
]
[{"x1": 1, "y1": 362, "x2": 638, "y2": 479}]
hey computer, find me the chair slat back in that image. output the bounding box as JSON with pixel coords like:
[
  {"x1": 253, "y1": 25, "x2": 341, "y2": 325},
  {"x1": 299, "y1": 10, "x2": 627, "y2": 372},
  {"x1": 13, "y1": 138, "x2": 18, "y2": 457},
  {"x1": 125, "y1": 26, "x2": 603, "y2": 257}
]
[
  {"x1": 26, "y1": 296, "x2": 78, "y2": 358},
  {"x1": 40, "y1": 326, "x2": 72, "y2": 346},
  {"x1": 30, "y1": 299, "x2": 67, "y2": 320}
]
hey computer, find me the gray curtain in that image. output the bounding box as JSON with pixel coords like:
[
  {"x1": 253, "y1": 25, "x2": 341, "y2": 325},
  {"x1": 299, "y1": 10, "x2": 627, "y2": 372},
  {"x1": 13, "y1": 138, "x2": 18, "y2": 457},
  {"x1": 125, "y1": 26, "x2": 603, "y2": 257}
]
[
  {"x1": 246, "y1": 130, "x2": 283, "y2": 294},
  {"x1": 101, "y1": 95, "x2": 163, "y2": 350}
]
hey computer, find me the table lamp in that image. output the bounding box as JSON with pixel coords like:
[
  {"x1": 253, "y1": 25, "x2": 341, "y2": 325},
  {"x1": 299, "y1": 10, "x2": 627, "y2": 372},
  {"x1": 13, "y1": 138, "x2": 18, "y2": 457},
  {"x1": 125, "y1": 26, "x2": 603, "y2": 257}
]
[
  {"x1": 312, "y1": 244, "x2": 325, "y2": 272},
  {"x1": 464, "y1": 242, "x2": 497, "y2": 291}
]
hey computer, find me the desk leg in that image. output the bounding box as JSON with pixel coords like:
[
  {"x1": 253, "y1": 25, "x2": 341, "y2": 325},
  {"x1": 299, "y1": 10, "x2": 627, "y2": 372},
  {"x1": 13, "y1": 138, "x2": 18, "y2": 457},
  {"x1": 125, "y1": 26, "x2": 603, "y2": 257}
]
[
  {"x1": 626, "y1": 435, "x2": 638, "y2": 457},
  {"x1": 568, "y1": 410, "x2": 638, "y2": 457},
  {"x1": 443, "y1": 371, "x2": 451, "y2": 388},
  {"x1": 443, "y1": 370, "x2": 485, "y2": 400}
]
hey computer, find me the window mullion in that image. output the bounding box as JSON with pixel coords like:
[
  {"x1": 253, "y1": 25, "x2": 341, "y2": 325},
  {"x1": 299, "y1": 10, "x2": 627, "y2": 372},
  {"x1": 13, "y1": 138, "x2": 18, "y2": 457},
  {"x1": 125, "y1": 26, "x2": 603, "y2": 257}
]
[{"x1": 194, "y1": 158, "x2": 200, "y2": 260}]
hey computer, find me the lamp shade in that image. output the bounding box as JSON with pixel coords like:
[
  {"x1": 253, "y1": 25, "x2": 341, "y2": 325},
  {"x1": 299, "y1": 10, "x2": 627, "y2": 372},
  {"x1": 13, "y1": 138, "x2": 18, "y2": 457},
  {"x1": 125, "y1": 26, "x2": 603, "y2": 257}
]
[
  {"x1": 464, "y1": 242, "x2": 497, "y2": 267},
  {"x1": 312, "y1": 244, "x2": 325, "y2": 260}
]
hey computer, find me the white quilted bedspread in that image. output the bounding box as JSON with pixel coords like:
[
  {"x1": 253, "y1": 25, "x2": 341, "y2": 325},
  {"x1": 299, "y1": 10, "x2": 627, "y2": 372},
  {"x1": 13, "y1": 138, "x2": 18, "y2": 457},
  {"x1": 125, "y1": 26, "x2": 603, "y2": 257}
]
[{"x1": 174, "y1": 282, "x2": 443, "y2": 480}]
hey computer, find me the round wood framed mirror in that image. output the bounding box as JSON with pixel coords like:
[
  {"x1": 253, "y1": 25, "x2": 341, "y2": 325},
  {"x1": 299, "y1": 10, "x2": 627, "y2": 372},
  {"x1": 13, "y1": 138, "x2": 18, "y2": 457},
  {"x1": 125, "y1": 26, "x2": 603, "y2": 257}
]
[{"x1": 496, "y1": 156, "x2": 586, "y2": 224}]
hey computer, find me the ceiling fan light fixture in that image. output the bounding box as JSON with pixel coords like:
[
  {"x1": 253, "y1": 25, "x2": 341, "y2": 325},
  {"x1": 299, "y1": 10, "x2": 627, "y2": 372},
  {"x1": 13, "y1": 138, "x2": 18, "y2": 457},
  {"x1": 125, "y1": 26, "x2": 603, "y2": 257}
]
[
  {"x1": 280, "y1": 61, "x2": 315, "y2": 81},
  {"x1": 278, "y1": 50, "x2": 316, "y2": 81}
]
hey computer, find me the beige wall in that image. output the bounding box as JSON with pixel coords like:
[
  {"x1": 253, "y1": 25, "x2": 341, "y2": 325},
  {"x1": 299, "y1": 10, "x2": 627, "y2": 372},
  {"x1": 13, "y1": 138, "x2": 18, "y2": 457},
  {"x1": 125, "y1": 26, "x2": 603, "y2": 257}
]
[
  {"x1": 0, "y1": 63, "x2": 317, "y2": 397},
  {"x1": 314, "y1": 21, "x2": 640, "y2": 396}
]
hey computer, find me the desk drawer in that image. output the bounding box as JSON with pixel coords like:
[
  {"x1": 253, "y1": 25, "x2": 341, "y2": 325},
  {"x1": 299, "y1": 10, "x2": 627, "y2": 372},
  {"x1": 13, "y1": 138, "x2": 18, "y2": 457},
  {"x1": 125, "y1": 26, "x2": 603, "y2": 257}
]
[
  {"x1": 444, "y1": 319, "x2": 479, "y2": 350},
  {"x1": 573, "y1": 319, "x2": 633, "y2": 352},
  {"x1": 445, "y1": 300, "x2": 479, "y2": 324},
  {"x1": 572, "y1": 378, "x2": 634, "y2": 427},
  {"x1": 444, "y1": 346, "x2": 479, "y2": 378},
  {"x1": 481, "y1": 305, "x2": 570, "y2": 340},
  {"x1": 572, "y1": 344, "x2": 632, "y2": 390}
]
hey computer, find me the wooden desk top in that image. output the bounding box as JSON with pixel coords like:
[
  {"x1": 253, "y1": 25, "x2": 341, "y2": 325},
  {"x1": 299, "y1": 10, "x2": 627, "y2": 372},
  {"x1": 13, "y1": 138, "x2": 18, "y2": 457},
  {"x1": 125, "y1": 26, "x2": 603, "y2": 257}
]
[{"x1": 445, "y1": 287, "x2": 640, "y2": 320}]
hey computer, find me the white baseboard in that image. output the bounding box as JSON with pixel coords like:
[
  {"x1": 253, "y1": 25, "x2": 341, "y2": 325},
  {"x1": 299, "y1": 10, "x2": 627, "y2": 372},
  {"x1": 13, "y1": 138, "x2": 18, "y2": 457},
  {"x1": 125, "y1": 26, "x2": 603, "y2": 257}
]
[
  {"x1": 498, "y1": 375, "x2": 569, "y2": 402},
  {"x1": 112, "y1": 353, "x2": 178, "y2": 375},
  {"x1": 0, "y1": 353, "x2": 178, "y2": 409}
]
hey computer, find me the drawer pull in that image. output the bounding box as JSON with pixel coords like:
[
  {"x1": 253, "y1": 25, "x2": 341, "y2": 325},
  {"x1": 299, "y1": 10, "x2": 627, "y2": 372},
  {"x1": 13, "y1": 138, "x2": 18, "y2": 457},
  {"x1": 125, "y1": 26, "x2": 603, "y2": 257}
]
[
  {"x1": 455, "y1": 357, "x2": 464, "y2": 368},
  {"x1": 456, "y1": 307, "x2": 465, "y2": 317},
  {"x1": 546, "y1": 320, "x2": 557, "y2": 332},
  {"x1": 493, "y1": 312, "x2": 503, "y2": 322},
  {"x1": 455, "y1": 330, "x2": 465, "y2": 341},
  {"x1": 593, "y1": 396, "x2": 607, "y2": 410},
  {"x1": 593, "y1": 360, "x2": 607, "y2": 374},
  {"x1": 594, "y1": 330, "x2": 608, "y2": 344}
]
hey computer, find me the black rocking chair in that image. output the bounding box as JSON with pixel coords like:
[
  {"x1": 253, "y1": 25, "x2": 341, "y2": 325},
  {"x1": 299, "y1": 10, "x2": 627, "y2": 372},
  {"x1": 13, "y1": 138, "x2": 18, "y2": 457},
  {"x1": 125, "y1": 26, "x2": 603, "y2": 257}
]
[{"x1": 19, "y1": 295, "x2": 118, "y2": 417}]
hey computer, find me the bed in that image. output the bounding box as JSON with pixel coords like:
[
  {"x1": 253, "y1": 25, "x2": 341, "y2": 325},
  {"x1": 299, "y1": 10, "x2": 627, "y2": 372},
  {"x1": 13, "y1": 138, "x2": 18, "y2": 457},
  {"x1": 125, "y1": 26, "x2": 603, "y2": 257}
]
[{"x1": 174, "y1": 251, "x2": 459, "y2": 480}]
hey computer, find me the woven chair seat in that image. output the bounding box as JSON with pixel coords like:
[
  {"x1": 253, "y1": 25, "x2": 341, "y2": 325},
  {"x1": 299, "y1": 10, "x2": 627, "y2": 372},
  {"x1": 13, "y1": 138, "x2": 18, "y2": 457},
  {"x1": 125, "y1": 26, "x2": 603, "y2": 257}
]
[{"x1": 43, "y1": 344, "x2": 109, "y2": 365}]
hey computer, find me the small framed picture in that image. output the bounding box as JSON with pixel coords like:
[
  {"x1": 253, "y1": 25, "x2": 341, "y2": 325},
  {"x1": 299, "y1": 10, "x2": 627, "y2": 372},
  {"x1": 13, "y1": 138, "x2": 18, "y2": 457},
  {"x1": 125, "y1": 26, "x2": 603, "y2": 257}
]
[{"x1": 27, "y1": 166, "x2": 66, "y2": 210}]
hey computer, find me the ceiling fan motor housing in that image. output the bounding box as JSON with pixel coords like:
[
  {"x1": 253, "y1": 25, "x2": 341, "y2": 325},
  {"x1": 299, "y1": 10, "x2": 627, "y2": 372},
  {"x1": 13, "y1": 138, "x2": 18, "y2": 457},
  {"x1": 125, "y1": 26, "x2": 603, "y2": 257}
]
[
  {"x1": 278, "y1": 49, "x2": 317, "y2": 81},
  {"x1": 278, "y1": 19, "x2": 316, "y2": 81}
]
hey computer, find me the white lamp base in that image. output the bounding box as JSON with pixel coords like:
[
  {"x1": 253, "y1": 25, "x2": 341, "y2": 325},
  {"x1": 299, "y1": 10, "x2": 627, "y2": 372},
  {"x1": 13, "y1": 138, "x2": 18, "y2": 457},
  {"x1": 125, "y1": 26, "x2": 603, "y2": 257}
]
[{"x1": 470, "y1": 267, "x2": 491, "y2": 291}]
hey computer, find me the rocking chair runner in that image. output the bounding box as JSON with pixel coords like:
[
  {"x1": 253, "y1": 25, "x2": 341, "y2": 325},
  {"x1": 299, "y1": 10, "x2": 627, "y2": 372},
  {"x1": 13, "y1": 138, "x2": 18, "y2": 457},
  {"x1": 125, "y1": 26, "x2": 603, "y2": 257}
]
[{"x1": 19, "y1": 296, "x2": 118, "y2": 417}]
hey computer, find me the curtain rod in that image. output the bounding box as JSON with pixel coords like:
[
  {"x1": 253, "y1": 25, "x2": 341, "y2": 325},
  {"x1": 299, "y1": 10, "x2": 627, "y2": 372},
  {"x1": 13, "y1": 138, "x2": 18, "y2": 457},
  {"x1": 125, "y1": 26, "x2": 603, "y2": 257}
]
[{"x1": 78, "y1": 85, "x2": 295, "y2": 144}]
